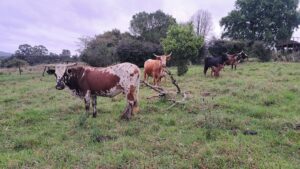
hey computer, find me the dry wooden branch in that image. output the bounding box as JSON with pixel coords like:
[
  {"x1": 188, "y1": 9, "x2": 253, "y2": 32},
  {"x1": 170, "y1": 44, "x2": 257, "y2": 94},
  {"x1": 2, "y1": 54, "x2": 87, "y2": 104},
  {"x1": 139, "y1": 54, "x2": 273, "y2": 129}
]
[
  {"x1": 165, "y1": 92, "x2": 189, "y2": 110},
  {"x1": 141, "y1": 80, "x2": 167, "y2": 96},
  {"x1": 164, "y1": 69, "x2": 181, "y2": 94},
  {"x1": 141, "y1": 69, "x2": 191, "y2": 110}
]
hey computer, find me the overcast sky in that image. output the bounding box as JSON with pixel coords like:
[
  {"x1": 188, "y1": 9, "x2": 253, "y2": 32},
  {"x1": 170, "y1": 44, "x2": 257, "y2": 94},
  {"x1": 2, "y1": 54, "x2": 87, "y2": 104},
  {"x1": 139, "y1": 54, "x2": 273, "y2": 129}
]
[{"x1": 1, "y1": 0, "x2": 299, "y2": 55}]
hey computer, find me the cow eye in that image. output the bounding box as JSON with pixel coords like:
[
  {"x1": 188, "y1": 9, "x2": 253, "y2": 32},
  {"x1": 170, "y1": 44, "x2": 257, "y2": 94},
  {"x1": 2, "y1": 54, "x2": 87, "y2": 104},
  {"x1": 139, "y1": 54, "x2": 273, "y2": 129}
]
[{"x1": 67, "y1": 69, "x2": 72, "y2": 74}]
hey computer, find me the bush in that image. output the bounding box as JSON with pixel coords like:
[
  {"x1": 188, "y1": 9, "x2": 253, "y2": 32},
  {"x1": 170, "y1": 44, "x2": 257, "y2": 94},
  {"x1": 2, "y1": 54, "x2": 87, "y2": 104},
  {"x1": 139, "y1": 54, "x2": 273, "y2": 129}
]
[
  {"x1": 208, "y1": 39, "x2": 246, "y2": 57},
  {"x1": 190, "y1": 43, "x2": 208, "y2": 64},
  {"x1": 162, "y1": 24, "x2": 203, "y2": 76},
  {"x1": 80, "y1": 30, "x2": 121, "y2": 67},
  {"x1": 177, "y1": 60, "x2": 189, "y2": 76},
  {"x1": 250, "y1": 41, "x2": 272, "y2": 62},
  {"x1": 117, "y1": 36, "x2": 163, "y2": 67}
]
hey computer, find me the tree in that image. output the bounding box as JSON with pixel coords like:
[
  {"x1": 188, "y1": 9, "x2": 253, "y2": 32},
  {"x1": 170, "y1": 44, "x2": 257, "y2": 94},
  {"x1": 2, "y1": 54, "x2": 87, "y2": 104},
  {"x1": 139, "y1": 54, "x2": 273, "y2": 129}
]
[
  {"x1": 130, "y1": 10, "x2": 176, "y2": 43},
  {"x1": 60, "y1": 49, "x2": 71, "y2": 58},
  {"x1": 32, "y1": 45, "x2": 48, "y2": 56},
  {"x1": 220, "y1": 0, "x2": 300, "y2": 45},
  {"x1": 14, "y1": 44, "x2": 32, "y2": 61},
  {"x1": 162, "y1": 24, "x2": 204, "y2": 76},
  {"x1": 80, "y1": 29, "x2": 122, "y2": 67},
  {"x1": 3, "y1": 58, "x2": 28, "y2": 75},
  {"x1": 14, "y1": 44, "x2": 49, "y2": 65},
  {"x1": 117, "y1": 35, "x2": 163, "y2": 67},
  {"x1": 190, "y1": 9, "x2": 212, "y2": 39}
]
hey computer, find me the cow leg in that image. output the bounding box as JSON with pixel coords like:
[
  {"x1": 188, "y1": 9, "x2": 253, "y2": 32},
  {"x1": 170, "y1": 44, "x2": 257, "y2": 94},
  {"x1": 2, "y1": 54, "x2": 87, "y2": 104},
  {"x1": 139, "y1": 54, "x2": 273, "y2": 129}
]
[
  {"x1": 231, "y1": 64, "x2": 234, "y2": 70},
  {"x1": 121, "y1": 85, "x2": 138, "y2": 120},
  {"x1": 92, "y1": 95, "x2": 97, "y2": 118},
  {"x1": 204, "y1": 66, "x2": 209, "y2": 76},
  {"x1": 121, "y1": 104, "x2": 132, "y2": 120},
  {"x1": 84, "y1": 91, "x2": 91, "y2": 116},
  {"x1": 234, "y1": 63, "x2": 237, "y2": 70},
  {"x1": 143, "y1": 71, "x2": 147, "y2": 82},
  {"x1": 153, "y1": 76, "x2": 157, "y2": 86}
]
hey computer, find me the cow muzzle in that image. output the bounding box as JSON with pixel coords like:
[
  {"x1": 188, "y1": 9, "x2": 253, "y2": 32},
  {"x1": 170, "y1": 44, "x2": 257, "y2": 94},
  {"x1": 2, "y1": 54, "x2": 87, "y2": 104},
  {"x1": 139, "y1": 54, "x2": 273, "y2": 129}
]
[{"x1": 55, "y1": 81, "x2": 65, "y2": 90}]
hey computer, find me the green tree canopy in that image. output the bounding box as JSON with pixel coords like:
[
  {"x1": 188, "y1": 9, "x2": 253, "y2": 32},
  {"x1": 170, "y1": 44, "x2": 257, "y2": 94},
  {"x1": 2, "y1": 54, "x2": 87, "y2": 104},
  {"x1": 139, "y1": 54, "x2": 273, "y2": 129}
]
[
  {"x1": 130, "y1": 10, "x2": 176, "y2": 43},
  {"x1": 117, "y1": 35, "x2": 163, "y2": 67},
  {"x1": 220, "y1": 0, "x2": 300, "y2": 45},
  {"x1": 80, "y1": 29, "x2": 122, "y2": 67},
  {"x1": 162, "y1": 24, "x2": 204, "y2": 76}
]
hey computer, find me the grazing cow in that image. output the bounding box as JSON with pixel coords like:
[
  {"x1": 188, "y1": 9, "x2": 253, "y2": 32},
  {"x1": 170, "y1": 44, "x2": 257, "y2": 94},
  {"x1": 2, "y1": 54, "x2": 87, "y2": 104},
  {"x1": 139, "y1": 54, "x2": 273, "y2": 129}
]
[
  {"x1": 203, "y1": 55, "x2": 228, "y2": 75},
  {"x1": 225, "y1": 53, "x2": 238, "y2": 70},
  {"x1": 47, "y1": 63, "x2": 140, "y2": 119},
  {"x1": 225, "y1": 51, "x2": 248, "y2": 70},
  {"x1": 211, "y1": 64, "x2": 224, "y2": 77},
  {"x1": 144, "y1": 53, "x2": 171, "y2": 85}
]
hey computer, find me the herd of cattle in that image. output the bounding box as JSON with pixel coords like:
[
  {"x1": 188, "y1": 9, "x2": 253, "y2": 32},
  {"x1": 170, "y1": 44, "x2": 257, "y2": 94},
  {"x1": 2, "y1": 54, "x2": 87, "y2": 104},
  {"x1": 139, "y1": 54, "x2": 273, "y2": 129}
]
[{"x1": 45, "y1": 51, "x2": 248, "y2": 119}]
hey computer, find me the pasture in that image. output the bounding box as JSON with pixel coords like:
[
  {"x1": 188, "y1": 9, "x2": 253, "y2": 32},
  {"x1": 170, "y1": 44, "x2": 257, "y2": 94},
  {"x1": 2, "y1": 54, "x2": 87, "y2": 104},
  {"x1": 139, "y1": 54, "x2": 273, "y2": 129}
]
[{"x1": 0, "y1": 62, "x2": 300, "y2": 168}]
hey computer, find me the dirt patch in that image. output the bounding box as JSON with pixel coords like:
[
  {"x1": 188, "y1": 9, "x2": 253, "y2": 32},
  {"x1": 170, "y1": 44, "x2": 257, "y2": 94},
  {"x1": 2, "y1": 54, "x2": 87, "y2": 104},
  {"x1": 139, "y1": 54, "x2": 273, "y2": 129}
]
[{"x1": 94, "y1": 135, "x2": 117, "y2": 142}]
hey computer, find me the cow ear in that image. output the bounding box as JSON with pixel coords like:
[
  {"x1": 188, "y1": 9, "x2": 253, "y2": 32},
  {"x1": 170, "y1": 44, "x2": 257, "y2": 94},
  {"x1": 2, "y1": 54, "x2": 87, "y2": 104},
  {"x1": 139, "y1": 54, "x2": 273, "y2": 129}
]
[
  {"x1": 156, "y1": 56, "x2": 161, "y2": 60},
  {"x1": 47, "y1": 69, "x2": 55, "y2": 75}
]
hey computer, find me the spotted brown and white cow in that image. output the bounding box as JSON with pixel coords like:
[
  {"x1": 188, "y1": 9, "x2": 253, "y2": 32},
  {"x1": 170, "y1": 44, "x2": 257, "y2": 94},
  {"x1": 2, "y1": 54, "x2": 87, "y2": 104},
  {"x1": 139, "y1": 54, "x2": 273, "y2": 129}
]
[
  {"x1": 143, "y1": 53, "x2": 171, "y2": 85},
  {"x1": 47, "y1": 63, "x2": 140, "y2": 119}
]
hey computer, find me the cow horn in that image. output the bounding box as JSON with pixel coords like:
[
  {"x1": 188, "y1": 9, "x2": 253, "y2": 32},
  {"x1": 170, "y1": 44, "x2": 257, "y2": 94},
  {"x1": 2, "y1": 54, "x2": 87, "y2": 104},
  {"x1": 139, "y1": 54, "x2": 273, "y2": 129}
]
[
  {"x1": 42, "y1": 65, "x2": 55, "y2": 76},
  {"x1": 66, "y1": 63, "x2": 77, "y2": 67},
  {"x1": 167, "y1": 52, "x2": 172, "y2": 56},
  {"x1": 153, "y1": 53, "x2": 159, "y2": 57}
]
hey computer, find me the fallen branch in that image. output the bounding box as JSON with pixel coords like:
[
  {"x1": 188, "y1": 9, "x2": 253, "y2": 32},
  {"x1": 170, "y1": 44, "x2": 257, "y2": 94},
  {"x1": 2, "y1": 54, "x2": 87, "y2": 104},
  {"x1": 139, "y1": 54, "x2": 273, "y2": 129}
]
[
  {"x1": 165, "y1": 92, "x2": 189, "y2": 110},
  {"x1": 141, "y1": 69, "x2": 191, "y2": 109},
  {"x1": 164, "y1": 69, "x2": 181, "y2": 94},
  {"x1": 141, "y1": 80, "x2": 167, "y2": 96}
]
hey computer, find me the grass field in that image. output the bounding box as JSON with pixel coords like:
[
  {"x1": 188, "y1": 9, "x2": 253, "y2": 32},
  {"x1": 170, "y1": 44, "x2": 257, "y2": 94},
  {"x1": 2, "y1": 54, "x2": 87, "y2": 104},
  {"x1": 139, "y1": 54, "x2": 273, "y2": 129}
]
[{"x1": 0, "y1": 62, "x2": 300, "y2": 168}]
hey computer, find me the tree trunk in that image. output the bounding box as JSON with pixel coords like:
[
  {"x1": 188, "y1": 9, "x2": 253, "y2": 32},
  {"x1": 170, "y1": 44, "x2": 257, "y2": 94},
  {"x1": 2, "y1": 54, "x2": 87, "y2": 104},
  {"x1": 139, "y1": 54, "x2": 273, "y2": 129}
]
[{"x1": 18, "y1": 65, "x2": 22, "y2": 75}]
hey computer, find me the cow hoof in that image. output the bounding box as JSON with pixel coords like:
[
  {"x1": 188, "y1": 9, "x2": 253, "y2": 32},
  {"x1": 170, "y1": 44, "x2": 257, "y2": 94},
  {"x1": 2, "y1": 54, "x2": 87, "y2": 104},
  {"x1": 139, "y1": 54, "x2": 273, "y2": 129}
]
[{"x1": 121, "y1": 115, "x2": 129, "y2": 120}]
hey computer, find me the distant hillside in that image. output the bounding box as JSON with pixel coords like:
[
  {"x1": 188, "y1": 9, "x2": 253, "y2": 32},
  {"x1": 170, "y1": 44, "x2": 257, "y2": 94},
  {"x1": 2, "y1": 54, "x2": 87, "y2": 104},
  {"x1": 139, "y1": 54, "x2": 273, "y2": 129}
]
[{"x1": 0, "y1": 51, "x2": 12, "y2": 59}]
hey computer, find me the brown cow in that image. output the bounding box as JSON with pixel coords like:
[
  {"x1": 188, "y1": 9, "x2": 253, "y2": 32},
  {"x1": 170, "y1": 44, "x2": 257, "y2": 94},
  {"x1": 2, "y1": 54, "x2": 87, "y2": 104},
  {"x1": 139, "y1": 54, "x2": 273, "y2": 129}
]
[
  {"x1": 225, "y1": 51, "x2": 248, "y2": 70},
  {"x1": 47, "y1": 63, "x2": 140, "y2": 119},
  {"x1": 225, "y1": 53, "x2": 238, "y2": 70},
  {"x1": 144, "y1": 53, "x2": 171, "y2": 85},
  {"x1": 211, "y1": 64, "x2": 224, "y2": 77}
]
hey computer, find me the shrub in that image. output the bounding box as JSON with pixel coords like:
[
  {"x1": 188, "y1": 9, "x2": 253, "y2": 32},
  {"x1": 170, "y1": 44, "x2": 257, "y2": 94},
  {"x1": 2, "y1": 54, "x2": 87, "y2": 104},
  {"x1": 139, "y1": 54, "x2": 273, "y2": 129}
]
[
  {"x1": 250, "y1": 41, "x2": 272, "y2": 62},
  {"x1": 208, "y1": 39, "x2": 246, "y2": 57},
  {"x1": 162, "y1": 24, "x2": 203, "y2": 76}
]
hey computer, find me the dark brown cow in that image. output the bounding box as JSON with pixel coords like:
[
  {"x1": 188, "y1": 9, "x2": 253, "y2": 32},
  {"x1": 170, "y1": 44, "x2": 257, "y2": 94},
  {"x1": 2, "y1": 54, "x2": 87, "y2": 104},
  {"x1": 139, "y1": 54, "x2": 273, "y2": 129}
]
[
  {"x1": 225, "y1": 51, "x2": 248, "y2": 70},
  {"x1": 144, "y1": 53, "x2": 171, "y2": 85},
  {"x1": 47, "y1": 63, "x2": 140, "y2": 119}
]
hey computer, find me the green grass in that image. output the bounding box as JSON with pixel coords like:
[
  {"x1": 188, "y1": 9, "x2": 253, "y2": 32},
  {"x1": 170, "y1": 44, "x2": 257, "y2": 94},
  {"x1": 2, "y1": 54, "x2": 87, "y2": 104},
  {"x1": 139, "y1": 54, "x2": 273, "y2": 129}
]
[{"x1": 0, "y1": 62, "x2": 300, "y2": 168}]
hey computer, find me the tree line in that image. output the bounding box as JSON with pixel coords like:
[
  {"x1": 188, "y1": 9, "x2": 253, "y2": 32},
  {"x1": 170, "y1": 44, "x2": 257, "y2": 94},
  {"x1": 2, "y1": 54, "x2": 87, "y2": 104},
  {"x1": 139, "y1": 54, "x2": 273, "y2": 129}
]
[
  {"x1": 2, "y1": 0, "x2": 300, "y2": 76},
  {"x1": 1, "y1": 44, "x2": 78, "y2": 68}
]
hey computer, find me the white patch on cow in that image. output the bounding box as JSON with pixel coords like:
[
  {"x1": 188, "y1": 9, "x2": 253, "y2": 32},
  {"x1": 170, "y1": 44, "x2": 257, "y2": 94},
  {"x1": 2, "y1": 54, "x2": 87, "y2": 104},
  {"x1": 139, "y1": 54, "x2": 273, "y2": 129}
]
[
  {"x1": 55, "y1": 64, "x2": 67, "y2": 82},
  {"x1": 101, "y1": 63, "x2": 140, "y2": 103}
]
